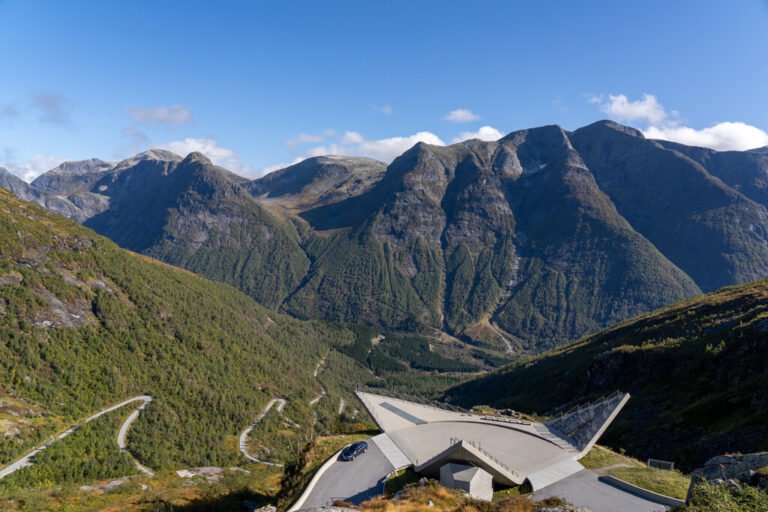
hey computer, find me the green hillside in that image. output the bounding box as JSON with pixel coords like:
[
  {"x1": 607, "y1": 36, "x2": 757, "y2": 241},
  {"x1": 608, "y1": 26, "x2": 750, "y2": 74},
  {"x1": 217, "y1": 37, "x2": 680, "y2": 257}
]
[
  {"x1": 447, "y1": 278, "x2": 768, "y2": 470},
  {"x1": 0, "y1": 188, "x2": 367, "y2": 473}
]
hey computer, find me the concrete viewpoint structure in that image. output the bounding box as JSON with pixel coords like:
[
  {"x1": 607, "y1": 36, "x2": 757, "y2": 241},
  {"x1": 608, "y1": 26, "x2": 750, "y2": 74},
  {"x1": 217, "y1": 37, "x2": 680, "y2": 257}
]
[
  {"x1": 355, "y1": 390, "x2": 630, "y2": 492},
  {"x1": 441, "y1": 463, "x2": 494, "y2": 501}
]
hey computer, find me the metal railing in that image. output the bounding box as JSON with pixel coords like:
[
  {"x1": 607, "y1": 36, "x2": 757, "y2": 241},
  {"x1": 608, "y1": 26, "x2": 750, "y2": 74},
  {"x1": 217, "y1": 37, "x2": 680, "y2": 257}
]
[
  {"x1": 545, "y1": 391, "x2": 625, "y2": 422},
  {"x1": 647, "y1": 458, "x2": 675, "y2": 471},
  {"x1": 480, "y1": 415, "x2": 531, "y2": 426}
]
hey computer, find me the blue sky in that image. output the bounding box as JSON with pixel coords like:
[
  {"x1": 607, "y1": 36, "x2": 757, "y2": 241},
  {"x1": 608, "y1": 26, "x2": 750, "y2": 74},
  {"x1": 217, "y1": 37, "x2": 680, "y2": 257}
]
[{"x1": 1, "y1": 0, "x2": 767, "y2": 180}]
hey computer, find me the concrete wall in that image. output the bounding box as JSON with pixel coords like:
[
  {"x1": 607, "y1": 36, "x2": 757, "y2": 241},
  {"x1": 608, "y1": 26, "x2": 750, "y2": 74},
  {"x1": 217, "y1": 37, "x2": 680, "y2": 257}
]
[
  {"x1": 598, "y1": 475, "x2": 685, "y2": 508},
  {"x1": 440, "y1": 463, "x2": 493, "y2": 502}
]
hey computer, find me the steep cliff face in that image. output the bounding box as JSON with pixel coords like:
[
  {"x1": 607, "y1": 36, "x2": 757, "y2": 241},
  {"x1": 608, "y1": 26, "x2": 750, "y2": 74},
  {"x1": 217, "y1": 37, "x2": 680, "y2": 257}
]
[
  {"x1": 82, "y1": 152, "x2": 310, "y2": 308},
  {"x1": 287, "y1": 125, "x2": 702, "y2": 348},
  {"x1": 571, "y1": 121, "x2": 768, "y2": 291}
]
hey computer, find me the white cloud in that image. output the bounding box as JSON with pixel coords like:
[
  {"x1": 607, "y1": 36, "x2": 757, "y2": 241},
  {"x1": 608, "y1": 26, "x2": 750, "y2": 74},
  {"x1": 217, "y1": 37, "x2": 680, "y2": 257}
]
[
  {"x1": 128, "y1": 105, "x2": 192, "y2": 126},
  {"x1": 452, "y1": 125, "x2": 503, "y2": 143},
  {"x1": 373, "y1": 104, "x2": 393, "y2": 115},
  {"x1": 158, "y1": 138, "x2": 251, "y2": 175},
  {"x1": 644, "y1": 122, "x2": 768, "y2": 151},
  {"x1": 592, "y1": 93, "x2": 668, "y2": 125},
  {"x1": 444, "y1": 108, "x2": 480, "y2": 123},
  {"x1": 351, "y1": 131, "x2": 445, "y2": 161},
  {"x1": 292, "y1": 129, "x2": 445, "y2": 162},
  {"x1": 590, "y1": 93, "x2": 768, "y2": 151},
  {"x1": 1, "y1": 154, "x2": 67, "y2": 182},
  {"x1": 341, "y1": 131, "x2": 365, "y2": 144}
]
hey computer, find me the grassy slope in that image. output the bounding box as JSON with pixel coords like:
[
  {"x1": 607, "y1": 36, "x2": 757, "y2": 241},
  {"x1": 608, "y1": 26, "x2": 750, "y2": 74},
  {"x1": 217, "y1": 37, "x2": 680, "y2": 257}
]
[
  {"x1": 580, "y1": 445, "x2": 690, "y2": 499},
  {"x1": 447, "y1": 279, "x2": 768, "y2": 469}
]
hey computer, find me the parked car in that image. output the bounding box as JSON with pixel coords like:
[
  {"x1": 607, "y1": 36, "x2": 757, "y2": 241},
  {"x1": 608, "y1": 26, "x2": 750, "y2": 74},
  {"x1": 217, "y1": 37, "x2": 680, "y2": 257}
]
[{"x1": 340, "y1": 441, "x2": 368, "y2": 461}]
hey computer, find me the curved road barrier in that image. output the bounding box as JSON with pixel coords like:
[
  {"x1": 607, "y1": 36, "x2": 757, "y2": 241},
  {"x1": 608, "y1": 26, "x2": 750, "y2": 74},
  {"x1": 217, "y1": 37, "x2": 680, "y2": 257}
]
[
  {"x1": 239, "y1": 398, "x2": 287, "y2": 467},
  {"x1": 598, "y1": 474, "x2": 686, "y2": 507},
  {"x1": 287, "y1": 447, "x2": 345, "y2": 512},
  {"x1": 0, "y1": 395, "x2": 154, "y2": 480}
]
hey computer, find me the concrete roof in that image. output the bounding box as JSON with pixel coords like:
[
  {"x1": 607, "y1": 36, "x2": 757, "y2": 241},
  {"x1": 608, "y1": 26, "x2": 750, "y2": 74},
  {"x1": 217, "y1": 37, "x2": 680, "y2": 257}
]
[{"x1": 355, "y1": 391, "x2": 627, "y2": 490}]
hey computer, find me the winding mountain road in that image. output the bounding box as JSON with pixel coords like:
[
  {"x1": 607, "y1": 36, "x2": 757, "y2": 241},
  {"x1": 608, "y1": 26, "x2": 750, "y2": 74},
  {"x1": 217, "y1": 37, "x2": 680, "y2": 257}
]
[
  {"x1": 309, "y1": 389, "x2": 326, "y2": 406},
  {"x1": 117, "y1": 397, "x2": 155, "y2": 475},
  {"x1": 239, "y1": 398, "x2": 287, "y2": 467},
  {"x1": 0, "y1": 395, "x2": 153, "y2": 480}
]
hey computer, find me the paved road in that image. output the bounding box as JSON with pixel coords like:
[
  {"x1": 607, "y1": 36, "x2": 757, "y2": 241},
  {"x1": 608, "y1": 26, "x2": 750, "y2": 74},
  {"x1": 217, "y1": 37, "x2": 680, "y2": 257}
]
[
  {"x1": 239, "y1": 398, "x2": 287, "y2": 466},
  {"x1": 116, "y1": 397, "x2": 154, "y2": 475},
  {"x1": 298, "y1": 440, "x2": 394, "y2": 509},
  {"x1": 0, "y1": 395, "x2": 153, "y2": 480},
  {"x1": 533, "y1": 470, "x2": 669, "y2": 512},
  {"x1": 313, "y1": 352, "x2": 328, "y2": 378},
  {"x1": 310, "y1": 389, "x2": 326, "y2": 406}
]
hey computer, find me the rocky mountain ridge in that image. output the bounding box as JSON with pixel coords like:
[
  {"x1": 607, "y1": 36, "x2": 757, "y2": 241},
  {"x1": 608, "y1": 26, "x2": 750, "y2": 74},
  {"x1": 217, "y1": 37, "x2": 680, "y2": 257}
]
[{"x1": 4, "y1": 120, "x2": 768, "y2": 352}]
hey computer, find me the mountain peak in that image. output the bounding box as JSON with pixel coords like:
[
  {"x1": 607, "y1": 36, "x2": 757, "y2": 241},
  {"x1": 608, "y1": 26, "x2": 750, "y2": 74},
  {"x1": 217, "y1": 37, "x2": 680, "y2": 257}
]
[
  {"x1": 579, "y1": 119, "x2": 645, "y2": 139},
  {"x1": 48, "y1": 158, "x2": 114, "y2": 175},
  {"x1": 182, "y1": 152, "x2": 213, "y2": 166},
  {"x1": 112, "y1": 149, "x2": 183, "y2": 172},
  {"x1": 499, "y1": 124, "x2": 571, "y2": 148}
]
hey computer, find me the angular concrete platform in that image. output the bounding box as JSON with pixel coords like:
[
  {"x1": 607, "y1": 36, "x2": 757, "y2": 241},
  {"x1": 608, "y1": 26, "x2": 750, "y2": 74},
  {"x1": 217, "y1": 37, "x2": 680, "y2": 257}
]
[{"x1": 356, "y1": 390, "x2": 628, "y2": 491}]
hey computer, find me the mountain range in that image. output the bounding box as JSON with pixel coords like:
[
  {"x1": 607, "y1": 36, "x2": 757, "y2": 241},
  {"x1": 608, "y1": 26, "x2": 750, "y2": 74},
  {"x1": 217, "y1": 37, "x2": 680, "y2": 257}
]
[{"x1": 3, "y1": 120, "x2": 768, "y2": 352}]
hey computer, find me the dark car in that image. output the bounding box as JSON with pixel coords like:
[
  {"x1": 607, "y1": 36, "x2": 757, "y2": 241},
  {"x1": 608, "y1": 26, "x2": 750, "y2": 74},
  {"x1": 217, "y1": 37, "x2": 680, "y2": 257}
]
[{"x1": 340, "y1": 441, "x2": 368, "y2": 461}]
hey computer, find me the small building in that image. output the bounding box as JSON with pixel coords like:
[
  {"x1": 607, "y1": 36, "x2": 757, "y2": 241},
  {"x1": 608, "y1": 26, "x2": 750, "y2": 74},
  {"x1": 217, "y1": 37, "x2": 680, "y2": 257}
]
[{"x1": 440, "y1": 463, "x2": 493, "y2": 502}]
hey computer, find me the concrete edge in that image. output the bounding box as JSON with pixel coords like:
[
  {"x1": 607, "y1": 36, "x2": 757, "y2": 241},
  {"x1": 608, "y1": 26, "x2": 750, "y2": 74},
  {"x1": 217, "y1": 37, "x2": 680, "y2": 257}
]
[
  {"x1": 598, "y1": 474, "x2": 685, "y2": 508},
  {"x1": 382, "y1": 463, "x2": 416, "y2": 490},
  {"x1": 287, "y1": 448, "x2": 344, "y2": 512},
  {"x1": 577, "y1": 392, "x2": 631, "y2": 458}
]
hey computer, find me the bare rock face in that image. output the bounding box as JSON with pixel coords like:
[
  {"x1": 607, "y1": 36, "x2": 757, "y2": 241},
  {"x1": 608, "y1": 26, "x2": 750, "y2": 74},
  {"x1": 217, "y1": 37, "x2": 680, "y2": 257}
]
[
  {"x1": 688, "y1": 452, "x2": 768, "y2": 500},
  {"x1": 0, "y1": 168, "x2": 37, "y2": 201},
  {"x1": 248, "y1": 155, "x2": 387, "y2": 209},
  {"x1": 31, "y1": 158, "x2": 115, "y2": 195}
]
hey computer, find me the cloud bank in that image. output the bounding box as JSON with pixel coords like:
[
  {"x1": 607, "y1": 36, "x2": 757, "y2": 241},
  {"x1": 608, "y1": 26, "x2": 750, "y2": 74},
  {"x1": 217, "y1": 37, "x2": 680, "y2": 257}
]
[
  {"x1": 590, "y1": 93, "x2": 768, "y2": 151},
  {"x1": 452, "y1": 125, "x2": 503, "y2": 143},
  {"x1": 1, "y1": 154, "x2": 68, "y2": 182}
]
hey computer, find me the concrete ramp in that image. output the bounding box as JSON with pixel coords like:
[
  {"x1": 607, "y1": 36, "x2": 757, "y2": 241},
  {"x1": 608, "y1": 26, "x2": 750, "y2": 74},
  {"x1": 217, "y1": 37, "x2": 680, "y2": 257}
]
[
  {"x1": 527, "y1": 458, "x2": 585, "y2": 490},
  {"x1": 371, "y1": 433, "x2": 412, "y2": 469},
  {"x1": 546, "y1": 392, "x2": 630, "y2": 455}
]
